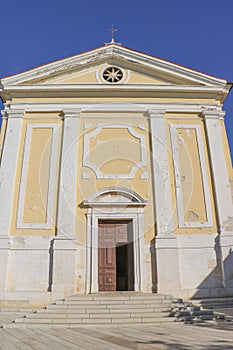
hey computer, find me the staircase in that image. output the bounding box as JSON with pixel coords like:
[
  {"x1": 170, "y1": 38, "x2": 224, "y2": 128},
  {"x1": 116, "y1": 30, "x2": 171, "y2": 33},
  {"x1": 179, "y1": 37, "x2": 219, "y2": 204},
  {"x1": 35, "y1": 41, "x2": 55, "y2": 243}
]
[
  {"x1": 171, "y1": 298, "x2": 233, "y2": 324},
  {"x1": 193, "y1": 297, "x2": 233, "y2": 310},
  {"x1": 2, "y1": 293, "x2": 174, "y2": 328}
]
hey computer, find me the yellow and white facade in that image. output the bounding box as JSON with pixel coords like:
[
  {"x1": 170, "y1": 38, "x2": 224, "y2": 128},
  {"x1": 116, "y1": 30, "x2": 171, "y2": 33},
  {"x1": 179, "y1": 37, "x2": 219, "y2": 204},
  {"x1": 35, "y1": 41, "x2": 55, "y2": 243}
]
[{"x1": 0, "y1": 43, "x2": 233, "y2": 306}]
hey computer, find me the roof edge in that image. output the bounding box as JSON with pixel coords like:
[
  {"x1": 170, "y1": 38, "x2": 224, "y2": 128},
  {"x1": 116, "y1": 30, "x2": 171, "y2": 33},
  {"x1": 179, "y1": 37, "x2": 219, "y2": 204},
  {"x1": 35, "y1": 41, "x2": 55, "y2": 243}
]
[{"x1": 0, "y1": 43, "x2": 228, "y2": 88}]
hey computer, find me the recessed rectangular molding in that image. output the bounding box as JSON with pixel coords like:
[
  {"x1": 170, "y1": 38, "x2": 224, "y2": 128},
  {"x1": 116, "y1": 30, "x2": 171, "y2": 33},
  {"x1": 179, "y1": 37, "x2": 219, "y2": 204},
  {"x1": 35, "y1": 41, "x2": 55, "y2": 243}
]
[
  {"x1": 17, "y1": 124, "x2": 60, "y2": 229},
  {"x1": 170, "y1": 124, "x2": 213, "y2": 228},
  {"x1": 83, "y1": 123, "x2": 147, "y2": 179}
]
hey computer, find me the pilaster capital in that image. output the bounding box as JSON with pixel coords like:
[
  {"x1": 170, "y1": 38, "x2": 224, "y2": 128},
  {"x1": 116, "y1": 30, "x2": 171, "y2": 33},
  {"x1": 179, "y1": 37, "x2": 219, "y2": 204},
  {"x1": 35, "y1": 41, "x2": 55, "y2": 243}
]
[
  {"x1": 3, "y1": 109, "x2": 24, "y2": 119},
  {"x1": 202, "y1": 109, "x2": 225, "y2": 120},
  {"x1": 63, "y1": 109, "x2": 81, "y2": 118},
  {"x1": 147, "y1": 109, "x2": 166, "y2": 119}
]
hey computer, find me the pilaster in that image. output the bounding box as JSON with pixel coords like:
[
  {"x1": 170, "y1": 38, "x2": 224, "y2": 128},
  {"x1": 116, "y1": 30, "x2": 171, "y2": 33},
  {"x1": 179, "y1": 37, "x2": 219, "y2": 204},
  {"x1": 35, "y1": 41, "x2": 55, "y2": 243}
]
[
  {"x1": 138, "y1": 209, "x2": 147, "y2": 292},
  {"x1": 0, "y1": 110, "x2": 24, "y2": 236},
  {"x1": 0, "y1": 109, "x2": 24, "y2": 291},
  {"x1": 148, "y1": 109, "x2": 174, "y2": 236},
  {"x1": 202, "y1": 110, "x2": 233, "y2": 235},
  {"x1": 203, "y1": 109, "x2": 233, "y2": 290},
  {"x1": 148, "y1": 109, "x2": 181, "y2": 293},
  {"x1": 56, "y1": 110, "x2": 80, "y2": 239}
]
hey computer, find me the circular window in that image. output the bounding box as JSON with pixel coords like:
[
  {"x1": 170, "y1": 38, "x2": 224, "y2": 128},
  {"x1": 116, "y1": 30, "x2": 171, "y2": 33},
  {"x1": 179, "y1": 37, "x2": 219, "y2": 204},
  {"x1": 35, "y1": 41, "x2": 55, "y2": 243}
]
[{"x1": 102, "y1": 66, "x2": 123, "y2": 83}]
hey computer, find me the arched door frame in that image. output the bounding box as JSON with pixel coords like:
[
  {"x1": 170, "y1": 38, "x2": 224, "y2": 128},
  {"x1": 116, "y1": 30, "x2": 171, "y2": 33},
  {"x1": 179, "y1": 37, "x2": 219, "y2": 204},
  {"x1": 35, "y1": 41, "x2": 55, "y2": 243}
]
[{"x1": 83, "y1": 187, "x2": 147, "y2": 293}]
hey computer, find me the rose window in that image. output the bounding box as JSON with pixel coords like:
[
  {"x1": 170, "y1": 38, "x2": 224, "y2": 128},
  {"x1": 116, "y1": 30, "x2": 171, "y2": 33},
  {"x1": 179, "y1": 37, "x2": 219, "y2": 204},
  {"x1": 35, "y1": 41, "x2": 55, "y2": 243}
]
[{"x1": 102, "y1": 67, "x2": 123, "y2": 83}]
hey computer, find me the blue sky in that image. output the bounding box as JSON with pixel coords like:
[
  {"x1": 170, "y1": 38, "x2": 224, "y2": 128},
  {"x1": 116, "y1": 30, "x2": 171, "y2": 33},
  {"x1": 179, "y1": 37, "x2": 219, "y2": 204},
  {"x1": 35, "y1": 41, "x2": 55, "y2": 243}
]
[{"x1": 0, "y1": 0, "x2": 232, "y2": 160}]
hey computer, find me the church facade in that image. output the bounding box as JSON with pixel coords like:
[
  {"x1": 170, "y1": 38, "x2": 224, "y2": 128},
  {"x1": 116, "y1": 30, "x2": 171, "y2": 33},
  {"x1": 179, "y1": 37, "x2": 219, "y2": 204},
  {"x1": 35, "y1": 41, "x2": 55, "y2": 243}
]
[{"x1": 0, "y1": 43, "x2": 233, "y2": 306}]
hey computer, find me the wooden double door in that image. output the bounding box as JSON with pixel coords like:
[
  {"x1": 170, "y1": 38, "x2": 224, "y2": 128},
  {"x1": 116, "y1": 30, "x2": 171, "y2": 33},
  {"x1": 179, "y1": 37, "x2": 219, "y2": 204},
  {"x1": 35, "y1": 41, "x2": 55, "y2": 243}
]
[{"x1": 98, "y1": 220, "x2": 134, "y2": 292}]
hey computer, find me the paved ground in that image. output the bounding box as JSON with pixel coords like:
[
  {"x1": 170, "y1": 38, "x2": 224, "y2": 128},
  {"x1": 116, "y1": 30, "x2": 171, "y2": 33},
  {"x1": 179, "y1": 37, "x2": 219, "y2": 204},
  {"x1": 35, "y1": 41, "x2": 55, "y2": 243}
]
[
  {"x1": 0, "y1": 322, "x2": 233, "y2": 349},
  {"x1": 1, "y1": 307, "x2": 233, "y2": 349}
]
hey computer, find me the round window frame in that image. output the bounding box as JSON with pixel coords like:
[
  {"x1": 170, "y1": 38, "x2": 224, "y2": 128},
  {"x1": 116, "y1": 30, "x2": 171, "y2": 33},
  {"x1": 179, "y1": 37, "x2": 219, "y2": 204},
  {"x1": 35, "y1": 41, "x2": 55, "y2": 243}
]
[
  {"x1": 97, "y1": 65, "x2": 128, "y2": 85},
  {"x1": 102, "y1": 66, "x2": 124, "y2": 84}
]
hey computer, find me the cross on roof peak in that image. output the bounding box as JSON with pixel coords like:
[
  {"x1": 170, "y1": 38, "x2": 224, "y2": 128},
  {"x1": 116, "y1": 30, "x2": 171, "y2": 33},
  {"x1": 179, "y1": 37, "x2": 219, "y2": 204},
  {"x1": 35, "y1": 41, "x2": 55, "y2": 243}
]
[
  {"x1": 105, "y1": 25, "x2": 121, "y2": 46},
  {"x1": 109, "y1": 25, "x2": 117, "y2": 43}
]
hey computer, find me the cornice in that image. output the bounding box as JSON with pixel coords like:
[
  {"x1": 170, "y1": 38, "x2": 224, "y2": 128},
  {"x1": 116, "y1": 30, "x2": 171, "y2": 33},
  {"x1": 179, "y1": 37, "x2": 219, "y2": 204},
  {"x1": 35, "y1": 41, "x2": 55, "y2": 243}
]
[
  {"x1": 1, "y1": 46, "x2": 112, "y2": 86},
  {"x1": 0, "y1": 44, "x2": 228, "y2": 88},
  {"x1": 0, "y1": 84, "x2": 228, "y2": 94},
  {"x1": 8, "y1": 101, "x2": 222, "y2": 111},
  {"x1": 108, "y1": 46, "x2": 227, "y2": 87}
]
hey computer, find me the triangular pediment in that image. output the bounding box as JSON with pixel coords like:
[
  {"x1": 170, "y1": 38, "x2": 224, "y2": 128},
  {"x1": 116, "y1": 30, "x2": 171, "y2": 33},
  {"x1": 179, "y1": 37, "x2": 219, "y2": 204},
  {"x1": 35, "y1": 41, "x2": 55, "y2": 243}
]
[
  {"x1": 0, "y1": 44, "x2": 228, "y2": 88},
  {"x1": 20, "y1": 60, "x2": 201, "y2": 86}
]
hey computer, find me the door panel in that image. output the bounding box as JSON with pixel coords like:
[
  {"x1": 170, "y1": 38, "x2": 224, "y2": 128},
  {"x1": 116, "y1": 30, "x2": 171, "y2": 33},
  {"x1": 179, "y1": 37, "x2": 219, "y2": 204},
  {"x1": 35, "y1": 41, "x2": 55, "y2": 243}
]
[
  {"x1": 98, "y1": 220, "x2": 134, "y2": 292},
  {"x1": 116, "y1": 222, "x2": 128, "y2": 243},
  {"x1": 98, "y1": 222, "x2": 116, "y2": 291}
]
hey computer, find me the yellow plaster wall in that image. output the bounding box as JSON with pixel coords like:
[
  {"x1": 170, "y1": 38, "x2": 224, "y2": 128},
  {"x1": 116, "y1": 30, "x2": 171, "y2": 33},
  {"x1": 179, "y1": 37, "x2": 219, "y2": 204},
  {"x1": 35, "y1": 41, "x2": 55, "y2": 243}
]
[
  {"x1": 75, "y1": 113, "x2": 155, "y2": 244},
  {"x1": 88, "y1": 128, "x2": 141, "y2": 175},
  {"x1": 8, "y1": 109, "x2": 220, "y2": 237},
  {"x1": 166, "y1": 114, "x2": 217, "y2": 234},
  {"x1": 10, "y1": 113, "x2": 62, "y2": 236},
  {"x1": 21, "y1": 61, "x2": 205, "y2": 86},
  {"x1": 40, "y1": 70, "x2": 98, "y2": 85},
  {"x1": 23, "y1": 128, "x2": 52, "y2": 224},
  {"x1": 127, "y1": 71, "x2": 168, "y2": 85},
  {"x1": 176, "y1": 128, "x2": 207, "y2": 222},
  {"x1": 11, "y1": 96, "x2": 220, "y2": 105}
]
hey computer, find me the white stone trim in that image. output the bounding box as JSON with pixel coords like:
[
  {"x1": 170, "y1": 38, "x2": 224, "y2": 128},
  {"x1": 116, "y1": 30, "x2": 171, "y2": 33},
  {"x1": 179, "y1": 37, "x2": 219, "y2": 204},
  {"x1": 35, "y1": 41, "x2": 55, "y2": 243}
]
[
  {"x1": 148, "y1": 110, "x2": 175, "y2": 236},
  {"x1": 56, "y1": 111, "x2": 80, "y2": 238},
  {"x1": 17, "y1": 124, "x2": 60, "y2": 229},
  {"x1": 86, "y1": 210, "x2": 146, "y2": 293},
  {"x1": 85, "y1": 187, "x2": 146, "y2": 204},
  {"x1": 1, "y1": 44, "x2": 227, "y2": 87},
  {"x1": 2, "y1": 84, "x2": 228, "y2": 95},
  {"x1": 96, "y1": 64, "x2": 130, "y2": 84},
  {"x1": 84, "y1": 187, "x2": 147, "y2": 293},
  {"x1": 83, "y1": 123, "x2": 147, "y2": 179},
  {"x1": 0, "y1": 115, "x2": 23, "y2": 236},
  {"x1": 82, "y1": 102, "x2": 147, "y2": 113},
  {"x1": 203, "y1": 110, "x2": 233, "y2": 234},
  {"x1": 170, "y1": 124, "x2": 213, "y2": 228},
  {"x1": 8, "y1": 102, "x2": 223, "y2": 115}
]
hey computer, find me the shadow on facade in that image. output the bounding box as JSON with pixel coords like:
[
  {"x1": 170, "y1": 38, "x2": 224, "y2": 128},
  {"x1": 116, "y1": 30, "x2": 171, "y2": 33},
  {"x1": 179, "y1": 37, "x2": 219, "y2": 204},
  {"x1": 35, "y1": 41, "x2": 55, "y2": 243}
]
[
  {"x1": 48, "y1": 239, "x2": 54, "y2": 292},
  {"x1": 150, "y1": 238, "x2": 157, "y2": 293},
  {"x1": 192, "y1": 235, "x2": 233, "y2": 299}
]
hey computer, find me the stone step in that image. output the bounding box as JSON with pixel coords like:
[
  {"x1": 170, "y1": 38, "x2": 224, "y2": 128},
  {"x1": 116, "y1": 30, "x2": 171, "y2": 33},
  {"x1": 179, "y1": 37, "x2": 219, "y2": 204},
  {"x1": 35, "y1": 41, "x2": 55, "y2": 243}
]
[
  {"x1": 65, "y1": 294, "x2": 172, "y2": 301},
  {"x1": 55, "y1": 299, "x2": 171, "y2": 306},
  {"x1": 49, "y1": 303, "x2": 171, "y2": 310},
  {"x1": 194, "y1": 298, "x2": 233, "y2": 309},
  {"x1": 1, "y1": 293, "x2": 174, "y2": 328},
  {"x1": 0, "y1": 308, "x2": 36, "y2": 313},
  {"x1": 38, "y1": 306, "x2": 171, "y2": 314},
  {"x1": 23, "y1": 311, "x2": 168, "y2": 319},
  {"x1": 10, "y1": 316, "x2": 173, "y2": 326},
  {"x1": 3, "y1": 317, "x2": 173, "y2": 329}
]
